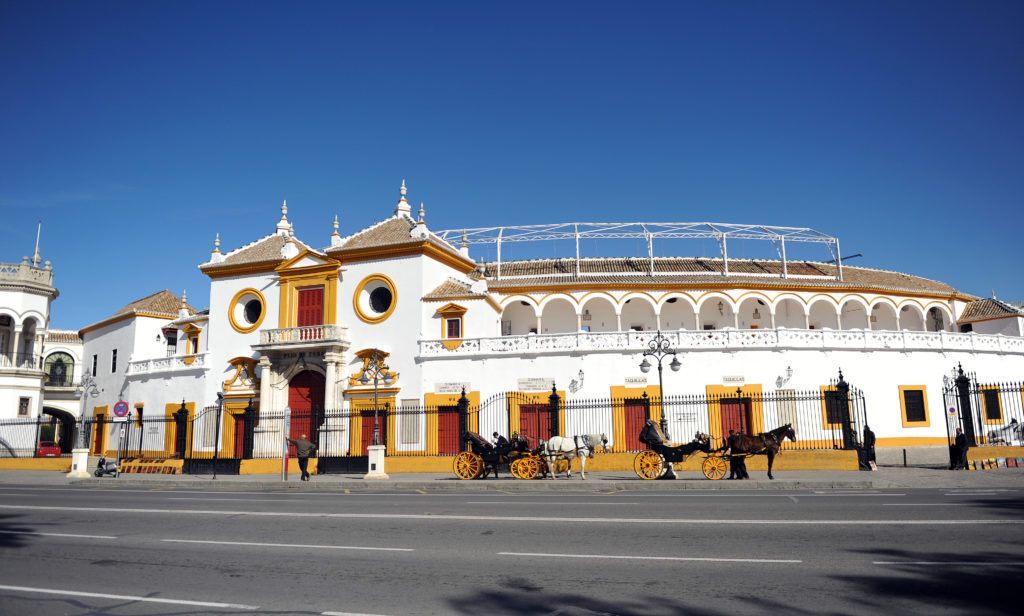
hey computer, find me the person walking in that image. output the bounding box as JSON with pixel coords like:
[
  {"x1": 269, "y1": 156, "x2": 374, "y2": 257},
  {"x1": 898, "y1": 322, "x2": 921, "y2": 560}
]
[
  {"x1": 286, "y1": 433, "x2": 317, "y2": 481},
  {"x1": 863, "y1": 425, "x2": 877, "y2": 470}
]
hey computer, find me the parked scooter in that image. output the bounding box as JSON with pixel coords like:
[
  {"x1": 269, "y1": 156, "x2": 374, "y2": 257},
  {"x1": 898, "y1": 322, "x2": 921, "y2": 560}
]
[{"x1": 94, "y1": 457, "x2": 119, "y2": 477}]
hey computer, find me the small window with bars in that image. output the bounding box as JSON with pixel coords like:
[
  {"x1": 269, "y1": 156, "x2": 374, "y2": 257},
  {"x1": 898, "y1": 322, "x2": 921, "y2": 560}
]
[{"x1": 981, "y1": 388, "x2": 1003, "y2": 424}]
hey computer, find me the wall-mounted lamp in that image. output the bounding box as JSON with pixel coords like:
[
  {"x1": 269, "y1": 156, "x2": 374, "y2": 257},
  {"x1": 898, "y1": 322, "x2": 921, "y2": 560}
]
[
  {"x1": 752, "y1": 308, "x2": 761, "y2": 320},
  {"x1": 775, "y1": 365, "x2": 794, "y2": 388},
  {"x1": 717, "y1": 301, "x2": 724, "y2": 316}
]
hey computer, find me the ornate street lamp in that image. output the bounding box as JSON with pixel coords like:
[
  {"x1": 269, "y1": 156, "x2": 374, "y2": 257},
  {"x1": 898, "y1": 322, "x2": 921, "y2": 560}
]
[
  {"x1": 358, "y1": 351, "x2": 394, "y2": 446},
  {"x1": 75, "y1": 370, "x2": 101, "y2": 449},
  {"x1": 639, "y1": 331, "x2": 681, "y2": 479}
]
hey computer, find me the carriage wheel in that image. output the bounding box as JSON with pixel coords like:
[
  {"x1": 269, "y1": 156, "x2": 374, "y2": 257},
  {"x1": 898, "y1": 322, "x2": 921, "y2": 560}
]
[
  {"x1": 510, "y1": 458, "x2": 526, "y2": 480},
  {"x1": 633, "y1": 450, "x2": 664, "y2": 480},
  {"x1": 517, "y1": 455, "x2": 541, "y2": 480},
  {"x1": 454, "y1": 452, "x2": 483, "y2": 480},
  {"x1": 702, "y1": 455, "x2": 728, "y2": 481}
]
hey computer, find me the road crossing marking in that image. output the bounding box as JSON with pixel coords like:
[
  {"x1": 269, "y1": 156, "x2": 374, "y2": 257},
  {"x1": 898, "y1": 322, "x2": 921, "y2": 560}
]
[
  {"x1": 499, "y1": 552, "x2": 802, "y2": 564},
  {"x1": 162, "y1": 538, "x2": 415, "y2": 551},
  {"x1": 0, "y1": 530, "x2": 117, "y2": 539},
  {"x1": 0, "y1": 584, "x2": 259, "y2": 610},
  {"x1": 4, "y1": 504, "x2": 1021, "y2": 525}
]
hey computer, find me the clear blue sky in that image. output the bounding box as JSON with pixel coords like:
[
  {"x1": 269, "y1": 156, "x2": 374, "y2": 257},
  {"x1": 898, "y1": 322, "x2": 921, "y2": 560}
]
[{"x1": 1, "y1": 1, "x2": 1021, "y2": 330}]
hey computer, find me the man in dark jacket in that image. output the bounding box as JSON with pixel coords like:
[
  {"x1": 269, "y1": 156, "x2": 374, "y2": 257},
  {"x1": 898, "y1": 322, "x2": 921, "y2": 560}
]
[
  {"x1": 286, "y1": 433, "x2": 317, "y2": 481},
  {"x1": 639, "y1": 419, "x2": 663, "y2": 448},
  {"x1": 954, "y1": 428, "x2": 969, "y2": 470},
  {"x1": 492, "y1": 432, "x2": 510, "y2": 448}
]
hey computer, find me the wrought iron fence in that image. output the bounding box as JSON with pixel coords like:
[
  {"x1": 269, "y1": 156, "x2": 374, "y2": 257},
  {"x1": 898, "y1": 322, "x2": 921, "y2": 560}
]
[
  {"x1": 0, "y1": 416, "x2": 76, "y2": 457},
  {"x1": 943, "y1": 366, "x2": 1024, "y2": 451}
]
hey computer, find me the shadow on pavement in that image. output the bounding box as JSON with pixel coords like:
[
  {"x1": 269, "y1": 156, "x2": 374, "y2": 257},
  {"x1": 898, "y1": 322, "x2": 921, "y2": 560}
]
[
  {"x1": 0, "y1": 513, "x2": 34, "y2": 549},
  {"x1": 444, "y1": 585, "x2": 719, "y2": 616}
]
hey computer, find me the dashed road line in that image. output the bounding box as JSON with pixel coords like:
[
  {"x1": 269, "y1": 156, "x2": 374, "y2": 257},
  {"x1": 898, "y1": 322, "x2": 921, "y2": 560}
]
[
  {"x1": 162, "y1": 538, "x2": 414, "y2": 551},
  {"x1": 498, "y1": 552, "x2": 801, "y2": 564},
  {"x1": 0, "y1": 530, "x2": 117, "y2": 539},
  {"x1": 0, "y1": 584, "x2": 258, "y2": 610}
]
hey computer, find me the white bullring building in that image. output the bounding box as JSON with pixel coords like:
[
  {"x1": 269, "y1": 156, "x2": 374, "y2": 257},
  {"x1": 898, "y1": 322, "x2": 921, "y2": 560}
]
[{"x1": 76, "y1": 183, "x2": 1024, "y2": 471}]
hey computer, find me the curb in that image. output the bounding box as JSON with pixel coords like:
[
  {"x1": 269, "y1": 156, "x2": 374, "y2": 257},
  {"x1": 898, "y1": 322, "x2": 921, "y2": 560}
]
[{"x1": 61, "y1": 478, "x2": 877, "y2": 492}]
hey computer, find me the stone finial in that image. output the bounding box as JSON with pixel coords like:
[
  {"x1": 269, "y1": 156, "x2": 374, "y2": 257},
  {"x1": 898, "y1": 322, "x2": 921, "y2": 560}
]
[
  {"x1": 418, "y1": 202, "x2": 425, "y2": 224},
  {"x1": 459, "y1": 230, "x2": 470, "y2": 258},
  {"x1": 276, "y1": 199, "x2": 293, "y2": 236},
  {"x1": 179, "y1": 290, "x2": 191, "y2": 318},
  {"x1": 411, "y1": 202, "x2": 429, "y2": 239},
  {"x1": 330, "y1": 214, "x2": 343, "y2": 247},
  {"x1": 394, "y1": 179, "x2": 411, "y2": 217},
  {"x1": 213, "y1": 233, "x2": 221, "y2": 254},
  {"x1": 210, "y1": 233, "x2": 224, "y2": 263}
]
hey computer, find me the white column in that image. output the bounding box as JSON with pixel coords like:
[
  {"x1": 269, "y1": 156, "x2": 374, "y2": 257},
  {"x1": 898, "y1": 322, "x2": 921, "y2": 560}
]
[
  {"x1": 11, "y1": 328, "x2": 22, "y2": 364},
  {"x1": 324, "y1": 352, "x2": 339, "y2": 410},
  {"x1": 258, "y1": 356, "x2": 272, "y2": 412}
]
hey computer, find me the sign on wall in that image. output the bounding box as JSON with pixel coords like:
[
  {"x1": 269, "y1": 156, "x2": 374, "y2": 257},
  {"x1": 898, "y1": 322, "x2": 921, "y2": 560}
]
[
  {"x1": 517, "y1": 377, "x2": 555, "y2": 391},
  {"x1": 722, "y1": 375, "x2": 745, "y2": 384},
  {"x1": 624, "y1": 376, "x2": 647, "y2": 386},
  {"x1": 435, "y1": 382, "x2": 471, "y2": 394}
]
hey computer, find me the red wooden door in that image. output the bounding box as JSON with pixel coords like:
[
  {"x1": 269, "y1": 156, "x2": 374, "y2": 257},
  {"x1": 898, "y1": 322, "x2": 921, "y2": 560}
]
[
  {"x1": 297, "y1": 287, "x2": 324, "y2": 340},
  {"x1": 92, "y1": 415, "x2": 106, "y2": 454},
  {"x1": 287, "y1": 370, "x2": 325, "y2": 456},
  {"x1": 720, "y1": 398, "x2": 751, "y2": 436},
  {"x1": 624, "y1": 399, "x2": 649, "y2": 451},
  {"x1": 361, "y1": 407, "x2": 388, "y2": 455},
  {"x1": 519, "y1": 404, "x2": 552, "y2": 442},
  {"x1": 233, "y1": 414, "x2": 245, "y2": 458},
  {"x1": 437, "y1": 406, "x2": 460, "y2": 455}
]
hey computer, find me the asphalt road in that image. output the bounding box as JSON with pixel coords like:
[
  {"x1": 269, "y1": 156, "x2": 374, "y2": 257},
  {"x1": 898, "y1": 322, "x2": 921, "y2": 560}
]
[{"x1": 0, "y1": 485, "x2": 1020, "y2": 615}]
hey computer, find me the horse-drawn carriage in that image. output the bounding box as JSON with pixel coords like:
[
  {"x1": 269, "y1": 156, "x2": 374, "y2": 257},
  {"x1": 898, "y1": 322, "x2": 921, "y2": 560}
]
[
  {"x1": 453, "y1": 431, "x2": 546, "y2": 480},
  {"x1": 452, "y1": 431, "x2": 608, "y2": 480},
  {"x1": 632, "y1": 423, "x2": 797, "y2": 480}
]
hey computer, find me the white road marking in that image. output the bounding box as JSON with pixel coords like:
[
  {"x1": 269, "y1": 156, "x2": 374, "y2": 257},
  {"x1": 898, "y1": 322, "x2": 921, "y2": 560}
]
[
  {"x1": 0, "y1": 584, "x2": 258, "y2": 610},
  {"x1": 882, "y1": 503, "x2": 970, "y2": 506},
  {"x1": 874, "y1": 561, "x2": 1024, "y2": 566},
  {"x1": 3, "y1": 504, "x2": 1020, "y2": 525},
  {"x1": 162, "y1": 538, "x2": 414, "y2": 551},
  {"x1": 788, "y1": 496, "x2": 799, "y2": 504},
  {"x1": 499, "y1": 552, "x2": 801, "y2": 564},
  {"x1": 814, "y1": 490, "x2": 882, "y2": 494},
  {"x1": 465, "y1": 501, "x2": 640, "y2": 505},
  {"x1": 0, "y1": 530, "x2": 117, "y2": 539},
  {"x1": 322, "y1": 612, "x2": 394, "y2": 616},
  {"x1": 167, "y1": 497, "x2": 318, "y2": 502}
]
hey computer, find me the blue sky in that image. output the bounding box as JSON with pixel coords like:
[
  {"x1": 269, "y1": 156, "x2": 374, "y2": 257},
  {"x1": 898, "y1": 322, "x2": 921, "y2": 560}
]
[{"x1": 1, "y1": 1, "x2": 1021, "y2": 329}]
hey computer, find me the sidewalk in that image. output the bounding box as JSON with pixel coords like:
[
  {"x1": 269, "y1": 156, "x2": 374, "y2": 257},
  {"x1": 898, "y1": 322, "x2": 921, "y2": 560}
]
[{"x1": 1, "y1": 467, "x2": 1021, "y2": 492}]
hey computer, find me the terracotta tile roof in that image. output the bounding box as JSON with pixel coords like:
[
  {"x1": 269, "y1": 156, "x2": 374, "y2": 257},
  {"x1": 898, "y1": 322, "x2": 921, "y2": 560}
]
[
  {"x1": 200, "y1": 233, "x2": 314, "y2": 272},
  {"x1": 479, "y1": 257, "x2": 961, "y2": 296},
  {"x1": 115, "y1": 290, "x2": 196, "y2": 318},
  {"x1": 424, "y1": 278, "x2": 487, "y2": 300},
  {"x1": 328, "y1": 215, "x2": 468, "y2": 262},
  {"x1": 958, "y1": 298, "x2": 1024, "y2": 323},
  {"x1": 45, "y1": 330, "x2": 81, "y2": 344}
]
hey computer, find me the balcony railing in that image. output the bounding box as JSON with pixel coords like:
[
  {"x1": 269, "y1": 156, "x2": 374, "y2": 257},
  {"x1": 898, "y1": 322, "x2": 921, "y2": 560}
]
[
  {"x1": 418, "y1": 329, "x2": 1024, "y2": 358},
  {"x1": 0, "y1": 353, "x2": 43, "y2": 371},
  {"x1": 127, "y1": 353, "x2": 207, "y2": 375},
  {"x1": 258, "y1": 325, "x2": 349, "y2": 347}
]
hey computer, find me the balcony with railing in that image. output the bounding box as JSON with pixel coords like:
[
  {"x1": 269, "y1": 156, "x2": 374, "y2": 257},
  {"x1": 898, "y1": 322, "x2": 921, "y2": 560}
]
[
  {"x1": 419, "y1": 329, "x2": 1024, "y2": 358},
  {"x1": 255, "y1": 325, "x2": 349, "y2": 350},
  {"x1": 0, "y1": 353, "x2": 43, "y2": 372},
  {"x1": 127, "y1": 353, "x2": 208, "y2": 376}
]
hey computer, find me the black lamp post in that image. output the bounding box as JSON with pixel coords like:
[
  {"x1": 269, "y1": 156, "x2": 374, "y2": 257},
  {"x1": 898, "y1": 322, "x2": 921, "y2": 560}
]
[
  {"x1": 639, "y1": 331, "x2": 681, "y2": 479},
  {"x1": 358, "y1": 351, "x2": 393, "y2": 446}
]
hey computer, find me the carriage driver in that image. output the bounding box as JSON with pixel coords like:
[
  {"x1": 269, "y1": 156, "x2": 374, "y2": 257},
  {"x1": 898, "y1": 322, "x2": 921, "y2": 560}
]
[
  {"x1": 639, "y1": 419, "x2": 664, "y2": 448},
  {"x1": 492, "y1": 432, "x2": 510, "y2": 448}
]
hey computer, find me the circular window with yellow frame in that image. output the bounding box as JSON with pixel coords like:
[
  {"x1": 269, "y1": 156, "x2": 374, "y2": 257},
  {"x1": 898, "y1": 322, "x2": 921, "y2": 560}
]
[
  {"x1": 354, "y1": 274, "x2": 397, "y2": 324},
  {"x1": 228, "y1": 288, "x2": 267, "y2": 333}
]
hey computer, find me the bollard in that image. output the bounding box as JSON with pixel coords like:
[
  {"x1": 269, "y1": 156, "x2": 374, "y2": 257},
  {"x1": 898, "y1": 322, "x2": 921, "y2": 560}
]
[{"x1": 903, "y1": 448, "x2": 907, "y2": 467}]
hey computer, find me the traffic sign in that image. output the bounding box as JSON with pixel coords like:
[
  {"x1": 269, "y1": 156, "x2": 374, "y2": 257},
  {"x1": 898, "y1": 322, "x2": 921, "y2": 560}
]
[{"x1": 113, "y1": 400, "x2": 130, "y2": 418}]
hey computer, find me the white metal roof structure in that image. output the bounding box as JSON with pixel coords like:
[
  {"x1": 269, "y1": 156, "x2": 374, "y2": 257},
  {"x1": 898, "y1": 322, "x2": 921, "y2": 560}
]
[{"x1": 437, "y1": 222, "x2": 844, "y2": 281}]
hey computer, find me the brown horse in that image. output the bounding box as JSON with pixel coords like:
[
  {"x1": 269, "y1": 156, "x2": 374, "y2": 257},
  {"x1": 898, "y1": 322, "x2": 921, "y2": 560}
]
[{"x1": 725, "y1": 424, "x2": 797, "y2": 480}]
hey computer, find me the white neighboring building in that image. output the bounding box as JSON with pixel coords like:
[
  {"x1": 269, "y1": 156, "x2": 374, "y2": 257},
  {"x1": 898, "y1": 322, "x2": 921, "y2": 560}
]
[{"x1": 76, "y1": 184, "x2": 1024, "y2": 462}]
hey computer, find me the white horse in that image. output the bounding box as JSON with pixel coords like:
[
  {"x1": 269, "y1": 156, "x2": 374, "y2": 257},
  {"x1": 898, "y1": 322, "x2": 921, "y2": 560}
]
[{"x1": 541, "y1": 433, "x2": 608, "y2": 480}]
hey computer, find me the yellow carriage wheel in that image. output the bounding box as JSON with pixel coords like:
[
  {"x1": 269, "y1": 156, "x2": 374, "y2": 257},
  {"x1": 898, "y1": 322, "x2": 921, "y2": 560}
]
[
  {"x1": 702, "y1": 455, "x2": 728, "y2": 481},
  {"x1": 453, "y1": 452, "x2": 483, "y2": 480},
  {"x1": 522, "y1": 455, "x2": 542, "y2": 479},
  {"x1": 633, "y1": 450, "x2": 664, "y2": 480},
  {"x1": 510, "y1": 458, "x2": 526, "y2": 480}
]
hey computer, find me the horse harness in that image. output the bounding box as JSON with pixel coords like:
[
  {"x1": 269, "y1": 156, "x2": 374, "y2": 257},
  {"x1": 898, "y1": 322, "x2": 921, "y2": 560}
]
[{"x1": 572, "y1": 434, "x2": 597, "y2": 459}]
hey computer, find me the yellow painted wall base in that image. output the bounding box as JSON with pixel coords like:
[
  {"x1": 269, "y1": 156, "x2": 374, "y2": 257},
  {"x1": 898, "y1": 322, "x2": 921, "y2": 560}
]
[
  {"x1": 968, "y1": 446, "x2": 1024, "y2": 461},
  {"x1": 240, "y1": 458, "x2": 320, "y2": 475},
  {"x1": 0, "y1": 458, "x2": 71, "y2": 471}
]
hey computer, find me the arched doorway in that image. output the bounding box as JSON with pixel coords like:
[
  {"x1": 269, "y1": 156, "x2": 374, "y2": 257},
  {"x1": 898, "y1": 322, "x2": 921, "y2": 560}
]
[
  {"x1": 42, "y1": 408, "x2": 77, "y2": 454},
  {"x1": 288, "y1": 370, "x2": 325, "y2": 456}
]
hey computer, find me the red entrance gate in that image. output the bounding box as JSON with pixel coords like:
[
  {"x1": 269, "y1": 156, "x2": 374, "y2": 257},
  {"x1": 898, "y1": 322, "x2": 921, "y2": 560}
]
[
  {"x1": 719, "y1": 397, "x2": 752, "y2": 436},
  {"x1": 437, "y1": 406, "x2": 460, "y2": 455},
  {"x1": 519, "y1": 404, "x2": 553, "y2": 443},
  {"x1": 624, "y1": 398, "x2": 649, "y2": 451},
  {"x1": 288, "y1": 370, "x2": 325, "y2": 456}
]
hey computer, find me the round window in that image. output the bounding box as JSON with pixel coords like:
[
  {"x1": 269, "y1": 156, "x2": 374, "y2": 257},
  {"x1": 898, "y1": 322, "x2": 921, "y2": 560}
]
[
  {"x1": 369, "y1": 286, "x2": 393, "y2": 314},
  {"x1": 354, "y1": 274, "x2": 397, "y2": 324},
  {"x1": 244, "y1": 299, "x2": 263, "y2": 324},
  {"x1": 229, "y1": 288, "x2": 267, "y2": 333}
]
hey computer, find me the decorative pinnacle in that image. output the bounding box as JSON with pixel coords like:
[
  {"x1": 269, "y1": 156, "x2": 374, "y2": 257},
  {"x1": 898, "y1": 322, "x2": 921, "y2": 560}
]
[
  {"x1": 400, "y1": 179, "x2": 407, "y2": 200},
  {"x1": 418, "y1": 202, "x2": 425, "y2": 223},
  {"x1": 213, "y1": 233, "x2": 221, "y2": 253},
  {"x1": 181, "y1": 290, "x2": 188, "y2": 306},
  {"x1": 332, "y1": 215, "x2": 340, "y2": 235},
  {"x1": 281, "y1": 200, "x2": 289, "y2": 219},
  {"x1": 461, "y1": 230, "x2": 468, "y2": 248}
]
